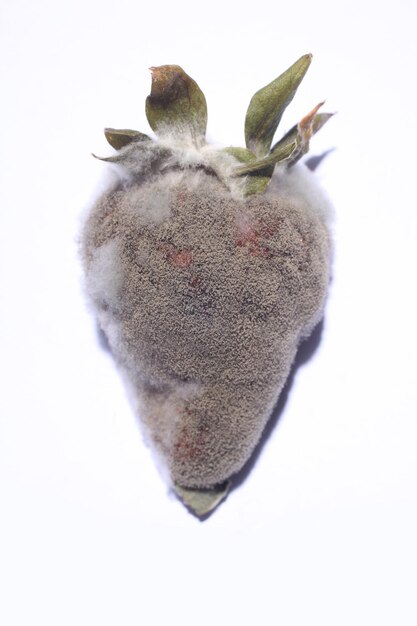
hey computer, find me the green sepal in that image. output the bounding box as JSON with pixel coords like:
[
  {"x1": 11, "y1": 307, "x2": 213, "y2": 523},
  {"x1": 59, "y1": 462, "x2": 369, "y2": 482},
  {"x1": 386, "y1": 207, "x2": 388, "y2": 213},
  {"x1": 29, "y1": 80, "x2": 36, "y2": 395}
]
[
  {"x1": 243, "y1": 173, "x2": 273, "y2": 196},
  {"x1": 222, "y1": 147, "x2": 272, "y2": 195},
  {"x1": 104, "y1": 128, "x2": 151, "y2": 150},
  {"x1": 244, "y1": 54, "x2": 312, "y2": 158},
  {"x1": 234, "y1": 138, "x2": 297, "y2": 176},
  {"x1": 271, "y1": 105, "x2": 334, "y2": 167},
  {"x1": 92, "y1": 152, "x2": 124, "y2": 163},
  {"x1": 311, "y1": 112, "x2": 334, "y2": 134},
  {"x1": 145, "y1": 65, "x2": 207, "y2": 147},
  {"x1": 92, "y1": 141, "x2": 173, "y2": 174},
  {"x1": 222, "y1": 146, "x2": 257, "y2": 163},
  {"x1": 173, "y1": 481, "x2": 230, "y2": 517},
  {"x1": 234, "y1": 104, "x2": 333, "y2": 179}
]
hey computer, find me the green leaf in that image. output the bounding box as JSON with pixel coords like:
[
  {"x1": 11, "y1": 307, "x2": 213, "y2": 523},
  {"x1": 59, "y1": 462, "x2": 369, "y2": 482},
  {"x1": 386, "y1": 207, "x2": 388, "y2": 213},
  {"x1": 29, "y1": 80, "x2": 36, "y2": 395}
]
[
  {"x1": 271, "y1": 104, "x2": 334, "y2": 167},
  {"x1": 222, "y1": 147, "x2": 272, "y2": 195},
  {"x1": 145, "y1": 65, "x2": 207, "y2": 147},
  {"x1": 91, "y1": 141, "x2": 173, "y2": 176},
  {"x1": 234, "y1": 138, "x2": 297, "y2": 176},
  {"x1": 104, "y1": 128, "x2": 151, "y2": 150},
  {"x1": 244, "y1": 54, "x2": 312, "y2": 158},
  {"x1": 312, "y1": 112, "x2": 334, "y2": 134},
  {"x1": 91, "y1": 152, "x2": 124, "y2": 163},
  {"x1": 243, "y1": 174, "x2": 273, "y2": 196},
  {"x1": 222, "y1": 146, "x2": 257, "y2": 163},
  {"x1": 233, "y1": 104, "x2": 333, "y2": 187},
  {"x1": 173, "y1": 481, "x2": 230, "y2": 517}
]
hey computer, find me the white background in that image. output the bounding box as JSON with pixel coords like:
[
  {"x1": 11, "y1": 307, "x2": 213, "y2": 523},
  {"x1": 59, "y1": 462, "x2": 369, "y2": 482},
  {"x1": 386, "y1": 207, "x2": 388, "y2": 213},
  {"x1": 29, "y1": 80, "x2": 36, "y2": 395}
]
[{"x1": 1, "y1": 0, "x2": 416, "y2": 624}]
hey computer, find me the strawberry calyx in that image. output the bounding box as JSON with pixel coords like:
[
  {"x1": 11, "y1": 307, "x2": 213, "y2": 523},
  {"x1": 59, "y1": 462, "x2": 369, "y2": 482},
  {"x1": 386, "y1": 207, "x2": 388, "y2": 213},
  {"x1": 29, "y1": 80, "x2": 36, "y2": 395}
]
[{"x1": 95, "y1": 57, "x2": 333, "y2": 197}]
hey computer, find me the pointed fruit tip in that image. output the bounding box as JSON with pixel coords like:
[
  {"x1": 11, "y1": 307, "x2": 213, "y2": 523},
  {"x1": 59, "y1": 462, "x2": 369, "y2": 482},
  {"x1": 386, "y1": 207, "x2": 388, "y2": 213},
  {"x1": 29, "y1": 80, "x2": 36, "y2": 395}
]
[{"x1": 173, "y1": 481, "x2": 230, "y2": 517}]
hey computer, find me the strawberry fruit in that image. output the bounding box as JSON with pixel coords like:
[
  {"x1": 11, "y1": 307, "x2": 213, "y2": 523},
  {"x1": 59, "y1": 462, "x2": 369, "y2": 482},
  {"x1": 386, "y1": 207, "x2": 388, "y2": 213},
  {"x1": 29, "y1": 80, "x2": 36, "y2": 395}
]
[{"x1": 81, "y1": 55, "x2": 333, "y2": 516}]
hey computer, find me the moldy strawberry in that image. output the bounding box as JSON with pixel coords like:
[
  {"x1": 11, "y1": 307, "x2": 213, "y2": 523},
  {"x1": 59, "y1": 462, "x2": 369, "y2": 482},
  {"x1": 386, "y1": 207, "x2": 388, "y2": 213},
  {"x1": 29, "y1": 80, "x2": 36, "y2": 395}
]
[{"x1": 81, "y1": 55, "x2": 334, "y2": 516}]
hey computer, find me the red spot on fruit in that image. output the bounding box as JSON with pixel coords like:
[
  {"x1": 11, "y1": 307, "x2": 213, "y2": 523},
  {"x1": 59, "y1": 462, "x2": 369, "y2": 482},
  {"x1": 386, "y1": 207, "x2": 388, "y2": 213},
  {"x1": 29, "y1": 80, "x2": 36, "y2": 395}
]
[
  {"x1": 175, "y1": 189, "x2": 191, "y2": 204},
  {"x1": 172, "y1": 250, "x2": 193, "y2": 268},
  {"x1": 190, "y1": 274, "x2": 202, "y2": 288},
  {"x1": 174, "y1": 410, "x2": 208, "y2": 462},
  {"x1": 159, "y1": 243, "x2": 193, "y2": 268},
  {"x1": 235, "y1": 214, "x2": 274, "y2": 259},
  {"x1": 235, "y1": 218, "x2": 258, "y2": 247},
  {"x1": 174, "y1": 429, "x2": 200, "y2": 461}
]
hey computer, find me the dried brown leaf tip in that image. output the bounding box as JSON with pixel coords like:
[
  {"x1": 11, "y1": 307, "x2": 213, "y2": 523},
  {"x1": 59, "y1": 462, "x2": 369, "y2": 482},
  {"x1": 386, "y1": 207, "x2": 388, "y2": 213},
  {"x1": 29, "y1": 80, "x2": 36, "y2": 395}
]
[{"x1": 145, "y1": 65, "x2": 208, "y2": 147}]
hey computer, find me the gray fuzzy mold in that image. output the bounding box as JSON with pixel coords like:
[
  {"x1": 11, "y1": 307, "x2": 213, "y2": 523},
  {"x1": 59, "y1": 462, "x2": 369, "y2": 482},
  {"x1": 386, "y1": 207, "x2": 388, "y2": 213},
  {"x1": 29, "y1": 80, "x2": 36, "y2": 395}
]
[{"x1": 81, "y1": 165, "x2": 332, "y2": 489}]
